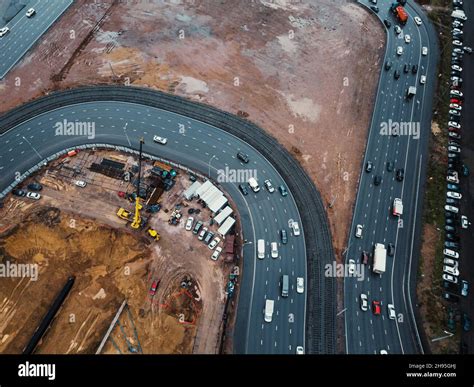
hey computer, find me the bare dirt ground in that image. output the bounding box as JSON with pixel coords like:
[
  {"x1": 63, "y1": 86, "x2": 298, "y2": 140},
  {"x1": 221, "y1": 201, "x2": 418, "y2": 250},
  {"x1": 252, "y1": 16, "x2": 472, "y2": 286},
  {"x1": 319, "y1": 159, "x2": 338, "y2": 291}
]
[
  {"x1": 0, "y1": 0, "x2": 384, "y2": 258},
  {"x1": 0, "y1": 151, "x2": 232, "y2": 353}
]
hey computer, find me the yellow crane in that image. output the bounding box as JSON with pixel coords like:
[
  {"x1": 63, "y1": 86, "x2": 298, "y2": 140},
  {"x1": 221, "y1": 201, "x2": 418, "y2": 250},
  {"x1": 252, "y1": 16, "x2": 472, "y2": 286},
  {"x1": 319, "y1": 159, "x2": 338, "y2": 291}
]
[{"x1": 131, "y1": 138, "x2": 144, "y2": 229}]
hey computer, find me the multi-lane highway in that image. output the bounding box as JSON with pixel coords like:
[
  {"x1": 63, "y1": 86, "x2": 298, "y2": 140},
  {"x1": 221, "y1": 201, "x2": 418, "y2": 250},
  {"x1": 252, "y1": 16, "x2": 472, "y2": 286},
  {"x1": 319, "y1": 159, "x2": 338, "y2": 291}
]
[
  {"x1": 0, "y1": 87, "x2": 336, "y2": 354},
  {"x1": 344, "y1": 1, "x2": 438, "y2": 354},
  {"x1": 0, "y1": 0, "x2": 73, "y2": 79}
]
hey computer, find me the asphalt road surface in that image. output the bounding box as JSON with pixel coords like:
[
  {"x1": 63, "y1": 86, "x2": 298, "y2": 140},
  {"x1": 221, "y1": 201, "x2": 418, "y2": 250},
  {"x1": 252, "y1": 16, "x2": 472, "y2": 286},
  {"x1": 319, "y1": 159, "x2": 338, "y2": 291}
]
[
  {"x1": 344, "y1": 0, "x2": 438, "y2": 354},
  {"x1": 0, "y1": 86, "x2": 338, "y2": 354},
  {"x1": 0, "y1": 0, "x2": 73, "y2": 79},
  {"x1": 458, "y1": 0, "x2": 473, "y2": 354}
]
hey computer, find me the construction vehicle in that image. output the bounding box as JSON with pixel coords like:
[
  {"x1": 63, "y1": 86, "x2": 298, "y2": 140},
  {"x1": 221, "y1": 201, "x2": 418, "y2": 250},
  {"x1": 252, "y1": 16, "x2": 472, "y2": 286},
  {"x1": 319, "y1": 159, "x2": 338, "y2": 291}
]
[
  {"x1": 131, "y1": 138, "x2": 145, "y2": 229},
  {"x1": 117, "y1": 208, "x2": 132, "y2": 221},
  {"x1": 147, "y1": 228, "x2": 160, "y2": 241},
  {"x1": 391, "y1": 3, "x2": 408, "y2": 24}
]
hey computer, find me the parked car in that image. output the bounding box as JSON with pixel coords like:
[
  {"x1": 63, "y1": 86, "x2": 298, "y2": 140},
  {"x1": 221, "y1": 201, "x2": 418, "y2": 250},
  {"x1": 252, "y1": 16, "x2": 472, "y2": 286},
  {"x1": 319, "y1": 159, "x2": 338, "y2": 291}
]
[
  {"x1": 461, "y1": 280, "x2": 469, "y2": 297},
  {"x1": 211, "y1": 247, "x2": 222, "y2": 261},
  {"x1": 12, "y1": 189, "x2": 26, "y2": 197},
  {"x1": 447, "y1": 191, "x2": 462, "y2": 199},
  {"x1": 204, "y1": 232, "x2": 215, "y2": 245},
  {"x1": 198, "y1": 227, "x2": 208, "y2": 241},
  {"x1": 75, "y1": 180, "x2": 87, "y2": 188},
  {"x1": 445, "y1": 241, "x2": 460, "y2": 249},
  {"x1": 461, "y1": 215, "x2": 470, "y2": 229},
  {"x1": 149, "y1": 279, "x2": 160, "y2": 296},
  {"x1": 192, "y1": 220, "x2": 203, "y2": 234},
  {"x1": 444, "y1": 249, "x2": 459, "y2": 259},
  {"x1": 26, "y1": 192, "x2": 41, "y2": 200},
  {"x1": 208, "y1": 236, "x2": 221, "y2": 250},
  {"x1": 463, "y1": 314, "x2": 471, "y2": 332},
  {"x1": 27, "y1": 183, "x2": 43, "y2": 191},
  {"x1": 443, "y1": 274, "x2": 458, "y2": 284}
]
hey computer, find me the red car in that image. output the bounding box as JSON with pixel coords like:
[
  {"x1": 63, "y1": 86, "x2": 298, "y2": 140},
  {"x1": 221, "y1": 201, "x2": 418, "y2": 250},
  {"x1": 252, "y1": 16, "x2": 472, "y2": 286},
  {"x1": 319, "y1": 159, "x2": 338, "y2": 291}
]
[
  {"x1": 118, "y1": 191, "x2": 126, "y2": 198},
  {"x1": 361, "y1": 251, "x2": 369, "y2": 265},
  {"x1": 372, "y1": 300, "x2": 381, "y2": 315},
  {"x1": 149, "y1": 279, "x2": 160, "y2": 296},
  {"x1": 450, "y1": 98, "x2": 462, "y2": 104},
  {"x1": 448, "y1": 127, "x2": 461, "y2": 133}
]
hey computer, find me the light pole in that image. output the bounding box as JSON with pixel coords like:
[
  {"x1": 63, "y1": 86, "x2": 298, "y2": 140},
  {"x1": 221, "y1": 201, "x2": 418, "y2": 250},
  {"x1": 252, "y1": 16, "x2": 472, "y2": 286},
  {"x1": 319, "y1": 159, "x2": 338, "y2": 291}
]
[{"x1": 208, "y1": 154, "x2": 216, "y2": 179}]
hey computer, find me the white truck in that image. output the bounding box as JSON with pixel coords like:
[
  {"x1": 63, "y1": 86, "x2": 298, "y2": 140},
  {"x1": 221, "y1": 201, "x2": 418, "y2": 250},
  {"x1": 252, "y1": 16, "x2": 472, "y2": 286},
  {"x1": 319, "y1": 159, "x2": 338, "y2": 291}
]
[
  {"x1": 392, "y1": 198, "x2": 403, "y2": 216},
  {"x1": 373, "y1": 243, "x2": 387, "y2": 275},
  {"x1": 452, "y1": 10, "x2": 467, "y2": 21},
  {"x1": 406, "y1": 86, "x2": 417, "y2": 99},
  {"x1": 257, "y1": 239, "x2": 265, "y2": 259},
  {"x1": 248, "y1": 177, "x2": 260, "y2": 193},
  {"x1": 264, "y1": 299, "x2": 274, "y2": 323}
]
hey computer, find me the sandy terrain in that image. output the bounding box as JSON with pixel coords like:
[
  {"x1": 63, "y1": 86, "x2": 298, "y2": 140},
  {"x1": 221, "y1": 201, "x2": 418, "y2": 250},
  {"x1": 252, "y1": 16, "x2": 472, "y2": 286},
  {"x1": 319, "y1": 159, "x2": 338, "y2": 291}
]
[
  {"x1": 0, "y1": 0, "x2": 384, "y2": 258},
  {"x1": 0, "y1": 151, "x2": 233, "y2": 354}
]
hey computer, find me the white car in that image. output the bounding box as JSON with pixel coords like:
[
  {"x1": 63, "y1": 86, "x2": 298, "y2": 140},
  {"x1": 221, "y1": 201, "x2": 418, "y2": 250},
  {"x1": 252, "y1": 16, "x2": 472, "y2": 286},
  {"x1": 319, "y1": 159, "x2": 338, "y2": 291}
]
[
  {"x1": 208, "y1": 237, "x2": 221, "y2": 250},
  {"x1": 448, "y1": 146, "x2": 461, "y2": 153},
  {"x1": 271, "y1": 242, "x2": 278, "y2": 258},
  {"x1": 396, "y1": 46, "x2": 403, "y2": 56},
  {"x1": 453, "y1": 40, "x2": 463, "y2": 47},
  {"x1": 296, "y1": 277, "x2": 304, "y2": 294},
  {"x1": 26, "y1": 8, "x2": 36, "y2": 17},
  {"x1": 414, "y1": 16, "x2": 422, "y2": 26},
  {"x1": 443, "y1": 265, "x2": 459, "y2": 276},
  {"x1": 360, "y1": 293, "x2": 368, "y2": 312},
  {"x1": 447, "y1": 191, "x2": 462, "y2": 199},
  {"x1": 198, "y1": 227, "x2": 208, "y2": 241},
  {"x1": 26, "y1": 192, "x2": 41, "y2": 200},
  {"x1": 404, "y1": 34, "x2": 411, "y2": 44},
  {"x1": 355, "y1": 224, "x2": 363, "y2": 238},
  {"x1": 395, "y1": 25, "x2": 402, "y2": 35},
  {"x1": 75, "y1": 180, "x2": 87, "y2": 187},
  {"x1": 449, "y1": 109, "x2": 461, "y2": 116},
  {"x1": 444, "y1": 248, "x2": 459, "y2": 259},
  {"x1": 443, "y1": 274, "x2": 458, "y2": 284},
  {"x1": 264, "y1": 179, "x2": 275, "y2": 193},
  {"x1": 348, "y1": 259, "x2": 356, "y2": 275},
  {"x1": 153, "y1": 135, "x2": 167, "y2": 145},
  {"x1": 211, "y1": 246, "x2": 222, "y2": 261},
  {"x1": 296, "y1": 346, "x2": 304, "y2": 355},
  {"x1": 380, "y1": 350, "x2": 388, "y2": 355},
  {"x1": 444, "y1": 258, "x2": 458, "y2": 267},
  {"x1": 452, "y1": 65, "x2": 463, "y2": 72},
  {"x1": 387, "y1": 304, "x2": 396, "y2": 320},
  {"x1": 420, "y1": 75, "x2": 426, "y2": 84},
  {"x1": 446, "y1": 174, "x2": 459, "y2": 184},
  {"x1": 445, "y1": 205, "x2": 459, "y2": 213},
  {"x1": 452, "y1": 28, "x2": 462, "y2": 34},
  {"x1": 448, "y1": 120, "x2": 461, "y2": 128},
  {"x1": 185, "y1": 216, "x2": 194, "y2": 231},
  {"x1": 0, "y1": 26, "x2": 9, "y2": 37},
  {"x1": 292, "y1": 221, "x2": 301, "y2": 236},
  {"x1": 449, "y1": 103, "x2": 462, "y2": 110},
  {"x1": 422, "y1": 46, "x2": 428, "y2": 56},
  {"x1": 461, "y1": 215, "x2": 470, "y2": 229}
]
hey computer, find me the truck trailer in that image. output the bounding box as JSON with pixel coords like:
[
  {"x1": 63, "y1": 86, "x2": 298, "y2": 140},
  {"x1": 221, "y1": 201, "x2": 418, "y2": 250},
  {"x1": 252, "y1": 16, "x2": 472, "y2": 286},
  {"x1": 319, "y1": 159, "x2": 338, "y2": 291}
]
[{"x1": 373, "y1": 243, "x2": 387, "y2": 275}]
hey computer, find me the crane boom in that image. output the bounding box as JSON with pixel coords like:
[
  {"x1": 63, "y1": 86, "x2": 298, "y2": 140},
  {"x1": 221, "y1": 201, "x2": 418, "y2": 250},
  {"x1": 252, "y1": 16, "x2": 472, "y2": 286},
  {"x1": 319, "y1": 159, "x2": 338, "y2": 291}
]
[{"x1": 131, "y1": 138, "x2": 144, "y2": 229}]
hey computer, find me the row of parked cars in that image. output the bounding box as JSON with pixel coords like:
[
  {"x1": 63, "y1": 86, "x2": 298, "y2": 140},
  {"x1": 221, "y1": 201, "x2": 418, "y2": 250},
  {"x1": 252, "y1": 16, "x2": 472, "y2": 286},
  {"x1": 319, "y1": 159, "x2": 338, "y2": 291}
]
[
  {"x1": 185, "y1": 216, "x2": 223, "y2": 260},
  {"x1": 0, "y1": 8, "x2": 36, "y2": 37},
  {"x1": 442, "y1": 3, "x2": 470, "y2": 318}
]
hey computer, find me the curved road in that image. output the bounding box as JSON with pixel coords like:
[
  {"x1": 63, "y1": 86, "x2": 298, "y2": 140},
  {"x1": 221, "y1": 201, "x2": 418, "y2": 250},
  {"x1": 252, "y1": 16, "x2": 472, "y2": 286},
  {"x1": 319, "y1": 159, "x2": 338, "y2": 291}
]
[
  {"x1": 0, "y1": 87, "x2": 336, "y2": 354},
  {"x1": 344, "y1": 1, "x2": 438, "y2": 354}
]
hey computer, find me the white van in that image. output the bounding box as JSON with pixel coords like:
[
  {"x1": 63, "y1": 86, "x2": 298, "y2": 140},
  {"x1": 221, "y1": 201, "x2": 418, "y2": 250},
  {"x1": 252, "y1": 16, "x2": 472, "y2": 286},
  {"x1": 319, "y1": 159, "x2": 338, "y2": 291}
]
[
  {"x1": 257, "y1": 239, "x2": 265, "y2": 259},
  {"x1": 271, "y1": 242, "x2": 278, "y2": 258},
  {"x1": 264, "y1": 299, "x2": 274, "y2": 323},
  {"x1": 248, "y1": 177, "x2": 260, "y2": 193}
]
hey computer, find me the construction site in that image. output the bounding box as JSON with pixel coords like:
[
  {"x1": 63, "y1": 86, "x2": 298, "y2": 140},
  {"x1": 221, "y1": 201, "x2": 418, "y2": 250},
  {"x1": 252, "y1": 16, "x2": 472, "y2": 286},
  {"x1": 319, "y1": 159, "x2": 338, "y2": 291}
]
[{"x1": 0, "y1": 144, "x2": 240, "y2": 354}]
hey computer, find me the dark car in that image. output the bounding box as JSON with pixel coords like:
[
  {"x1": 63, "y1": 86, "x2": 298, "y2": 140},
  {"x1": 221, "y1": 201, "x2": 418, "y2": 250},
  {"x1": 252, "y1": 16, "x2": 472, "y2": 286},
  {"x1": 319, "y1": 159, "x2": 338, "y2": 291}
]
[
  {"x1": 404, "y1": 64, "x2": 410, "y2": 73},
  {"x1": 385, "y1": 61, "x2": 392, "y2": 71},
  {"x1": 463, "y1": 314, "x2": 471, "y2": 332},
  {"x1": 370, "y1": 5, "x2": 379, "y2": 13},
  {"x1": 280, "y1": 229, "x2": 288, "y2": 245},
  {"x1": 445, "y1": 218, "x2": 454, "y2": 225},
  {"x1": 462, "y1": 164, "x2": 469, "y2": 177},
  {"x1": 444, "y1": 241, "x2": 460, "y2": 249},
  {"x1": 279, "y1": 185, "x2": 288, "y2": 197},
  {"x1": 412, "y1": 64, "x2": 418, "y2": 74},
  {"x1": 387, "y1": 243, "x2": 395, "y2": 257},
  {"x1": 396, "y1": 168, "x2": 404, "y2": 181},
  {"x1": 204, "y1": 231, "x2": 214, "y2": 245},
  {"x1": 12, "y1": 189, "x2": 26, "y2": 197},
  {"x1": 444, "y1": 292, "x2": 460, "y2": 303},
  {"x1": 386, "y1": 161, "x2": 394, "y2": 172},
  {"x1": 193, "y1": 221, "x2": 203, "y2": 235},
  {"x1": 446, "y1": 233, "x2": 460, "y2": 242},
  {"x1": 361, "y1": 251, "x2": 369, "y2": 265},
  {"x1": 446, "y1": 198, "x2": 457, "y2": 205},
  {"x1": 237, "y1": 152, "x2": 249, "y2": 164},
  {"x1": 394, "y1": 70, "x2": 401, "y2": 80},
  {"x1": 398, "y1": 0, "x2": 406, "y2": 5},
  {"x1": 384, "y1": 19, "x2": 391, "y2": 28},
  {"x1": 445, "y1": 225, "x2": 456, "y2": 232},
  {"x1": 374, "y1": 175, "x2": 382, "y2": 186},
  {"x1": 27, "y1": 183, "x2": 42, "y2": 191},
  {"x1": 447, "y1": 183, "x2": 460, "y2": 191},
  {"x1": 239, "y1": 184, "x2": 249, "y2": 196},
  {"x1": 366, "y1": 161, "x2": 373, "y2": 173}
]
